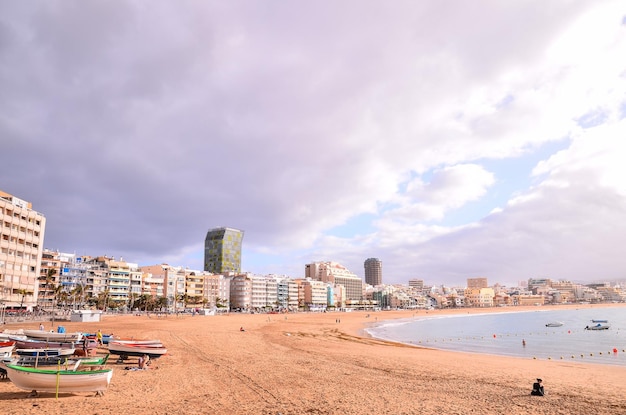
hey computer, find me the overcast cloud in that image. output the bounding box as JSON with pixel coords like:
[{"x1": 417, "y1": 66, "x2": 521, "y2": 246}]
[{"x1": 2, "y1": 1, "x2": 626, "y2": 286}]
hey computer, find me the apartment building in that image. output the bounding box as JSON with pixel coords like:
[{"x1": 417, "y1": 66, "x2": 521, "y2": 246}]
[
  {"x1": 300, "y1": 278, "x2": 328, "y2": 311},
  {"x1": 0, "y1": 190, "x2": 46, "y2": 310},
  {"x1": 463, "y1": 287, "x2": 495, "y2": 307},
  {"x1": 467, "y1": 277, "x2": 489, "y2": 289},
  {"x1": 203, "y1": 273, "x2": 231, "y2": 309},
  {"x1": 305, "y1": 261, "x2": 364, "y2": 301},
  {"x1": 230, "y1": 273, "x2": 252, "y2": 310},
  {"x1": 204, "y1": 227, "x2": 244, "y2": 274},
  {"x1": 364, "y1": 258, "x2": 382, "y2": 286},
  {"x1": 38, "y1": 249, "x2": 62, "y2": 309}
]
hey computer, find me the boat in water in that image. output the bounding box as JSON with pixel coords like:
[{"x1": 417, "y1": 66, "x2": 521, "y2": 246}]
[
  {"x1": 545, "y1": 322, "x2": 564, "y2": 327},
  {"x1": 591, "y1": 319, "x2": 608, "y2": 323},
  {"x1": 585, "y1": 323, "x2": 610, "y2": 330}
]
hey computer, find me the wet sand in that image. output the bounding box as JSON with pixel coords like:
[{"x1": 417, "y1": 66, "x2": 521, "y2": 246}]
[{"x1": 1, "y1": 305, "x2": 625, "y2": 414}]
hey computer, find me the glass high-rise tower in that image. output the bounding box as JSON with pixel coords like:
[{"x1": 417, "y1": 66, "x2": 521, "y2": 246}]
[
  {"x1": 204, "y1": 227, "x2": 244, "y2": 274},
  {"x1": 364, "y1": 258, "x2": 382, "y2": 286}
]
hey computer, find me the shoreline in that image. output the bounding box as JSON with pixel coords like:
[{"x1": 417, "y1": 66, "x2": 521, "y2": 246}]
[
  {"x1": 1, "y1": 304, "x2": 625, "y2": 414},
  {"x1": 358, "y1": 303, "x2": 626, "y2": 366}
]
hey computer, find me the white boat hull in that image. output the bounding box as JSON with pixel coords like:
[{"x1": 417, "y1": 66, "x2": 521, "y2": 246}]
[
  {"x1": 2, "y1": 363, "x2": 112, "y2": 393},
  {"x1": 110, "y1": 339, "x2": 163, "y2": 346},
  {"x1": 23, "y1": 330, "x2": 83, "y2": 342},
  {"x1": 16, "y1": 347, "x2": 76, "y2": 357},
  {"x1": 108, "y1": 342, "x2": 167, "y2": 358},
  {"x1": 0, "y1": 345, "x2": 14, "y2": 354}
]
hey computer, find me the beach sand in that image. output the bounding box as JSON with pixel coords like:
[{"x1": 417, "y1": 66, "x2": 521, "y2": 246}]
[{"x1": 1, "y1": 305, "x2": 625, "y2": 415}]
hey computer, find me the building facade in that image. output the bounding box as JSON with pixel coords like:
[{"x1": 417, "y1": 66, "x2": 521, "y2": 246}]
[
  {"x1": 467, "y1": 277, "x2": 488, "y2": 289},
  {"x1": 204, "y1": 227, "x2": 244, "y2": 274},
  {"x1": 305, "y1": 261, "x2": 363, "y2": 301},
  {"x1": 0, "y1": 190, "x2": 46, "y2": 310},
  {"x1": 364, "y1": 258, "x2": 382, "y2": 286}
]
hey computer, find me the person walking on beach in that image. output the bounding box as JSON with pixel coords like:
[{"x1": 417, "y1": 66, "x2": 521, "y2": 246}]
[{"x1": 96, "y1": 329, "x2": 103, "y2": 346}]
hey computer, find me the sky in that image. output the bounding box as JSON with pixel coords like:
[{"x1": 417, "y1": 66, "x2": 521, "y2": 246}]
[{"x1": 2, "y1": 1, "x2": 626, "y2": 287}]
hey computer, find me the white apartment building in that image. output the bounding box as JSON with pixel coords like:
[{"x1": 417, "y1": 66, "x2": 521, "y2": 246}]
[
  {"x1": 301, "y1": 278, "x2": 328, "y2": 310},
  {"x1": 0, "y1": 190, "x2": 46, "y2": 310},
  {"x1": 305, "y1": 261, "x2": 363, "y2": 301},
  {"x1": 230, "y1": 273, "x2": 252, "y2": 310}
]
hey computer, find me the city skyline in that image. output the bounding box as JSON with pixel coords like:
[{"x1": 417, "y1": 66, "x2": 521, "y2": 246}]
[{"x1": 2, "y1": 2, "x2": 626, "y2": 287}]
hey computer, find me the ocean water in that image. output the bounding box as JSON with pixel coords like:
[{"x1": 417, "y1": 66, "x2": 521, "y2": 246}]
[{"x1": 366, "y1": 306, "x2": 626, "y2": 367}]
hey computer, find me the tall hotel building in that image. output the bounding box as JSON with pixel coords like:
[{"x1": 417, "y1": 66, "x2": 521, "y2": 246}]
[
  {"x1": 364, "y1": 258, "x2": 382, "y2": 286},
  {"x1": 0, "y1": 190, "x2": 46, "y2": 309},
  {"x1": 204, "y1": 227, "x2": 244, "y2": 274}
]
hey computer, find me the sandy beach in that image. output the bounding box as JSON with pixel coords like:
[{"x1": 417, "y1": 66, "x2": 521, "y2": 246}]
[{"x1": 1, "y1": 305, "x2": 626, "y2": 415}]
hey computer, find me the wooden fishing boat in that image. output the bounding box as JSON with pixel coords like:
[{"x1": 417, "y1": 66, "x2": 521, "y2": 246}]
[
  {"x1": 22, "y1": 330, "x2": 83, "y2": 342},
  {"x1": 15, "y1": 353, "x2": 110, "y2": 368},
  {"x1": 109, "y1": 339, "x2": 163, "y2": 346},
  {"x1": 16, "y1": 347, "x2": 76, "y2": 357},
  {"x1": 14, "y1": 338, "x2": 76, "y2": 350},
  {"x1": 0, "y1": 330, "x2": 27, "y2": 341},
  {"x1": 83, "y1": 332, "x2": 114, "y2": 345},
  {"x1": 1, "y1": 362, "x2": 113, "y2": 395},
  {"x1": 0, "y1": 343, "x2": 15, "y2": 357},
  {"x1": 108, "y1": 340, "x2": 167, "y2": 359}
]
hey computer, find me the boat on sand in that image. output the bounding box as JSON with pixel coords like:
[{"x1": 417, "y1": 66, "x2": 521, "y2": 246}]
[
  {"x1": 22, "y1": 330, "x2": 83, "y2": 342},
  {"x1": 1, "y1": 362, "x2": 113, "y2": 396},
  {"x1": 108, "y1": 340, "x2": 167, "y2": 359}
]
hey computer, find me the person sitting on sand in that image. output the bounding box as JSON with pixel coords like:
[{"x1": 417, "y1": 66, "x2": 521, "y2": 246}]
[
  {"x1": 531, "y1": 378, "x2": 544, "y2": 396},
  {"x1": 240, "y1": 327, "x2": 245, "y2": 332},
  {"x1": 138, "y1": 354, "x2": 150, "y2": 369}
]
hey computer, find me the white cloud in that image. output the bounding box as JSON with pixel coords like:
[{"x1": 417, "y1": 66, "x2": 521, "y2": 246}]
[{"x1": 1, "y1": 1, "x2": 625, "y2": 285}]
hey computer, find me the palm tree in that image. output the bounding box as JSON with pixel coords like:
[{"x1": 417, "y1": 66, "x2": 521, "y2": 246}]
[
  {"x1": 17, "y1": 289, "x2": 28, "y2": 310},
  {"x1": 156, "y1": 296, "x2": 168, "y2": 311},
  {"x1": 96, "y1": 289, "x2": 110, "y2": 311},
  {"x1": 44, "y1": 268, "x2": 57, "y2": 310},
  {"x1": 177, "y1": 293, "x2": 188, "y2": 310},
  {"x1": 70, "y1": 284, "x2": 85, "y2": 309},
  {"x1": 128, "y1": 292, "x2": 140, "y2": 312}
]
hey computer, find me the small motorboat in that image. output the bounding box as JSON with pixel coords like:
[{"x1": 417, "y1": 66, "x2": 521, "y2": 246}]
[
  {"x1": 591, "y1": 319, "x2": 608, "y2": 323},
  {"x1": 545, "y1": 322, "x2": 564, "y2": 327},
  {"x1": 16, "y1": 347, "x2": 76, "y2": 357},
  {"x1": 585, "y1": 323, "x2": 610, "y2": 330},
  {"x1": 108, "y1": 340, "x2": 167, "y2": 359}
]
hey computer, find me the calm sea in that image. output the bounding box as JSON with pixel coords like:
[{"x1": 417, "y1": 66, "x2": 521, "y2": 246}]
[{"x1": 365, "y1": 306, "x2": 626, "y2": 367}]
